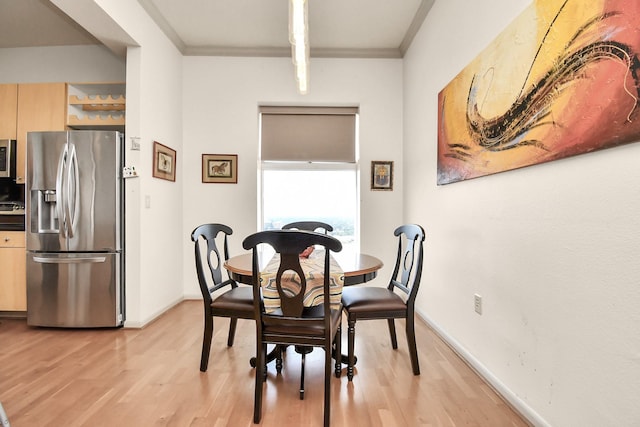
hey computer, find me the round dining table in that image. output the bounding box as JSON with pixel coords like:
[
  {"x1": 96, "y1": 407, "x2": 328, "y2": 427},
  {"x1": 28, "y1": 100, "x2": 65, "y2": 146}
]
[
  {"x1": 224, "y1": 250, "x2": 383, "y2": 367},
  {"x1": 224, "y1": 251, "x2": 383, "y2": 286}
]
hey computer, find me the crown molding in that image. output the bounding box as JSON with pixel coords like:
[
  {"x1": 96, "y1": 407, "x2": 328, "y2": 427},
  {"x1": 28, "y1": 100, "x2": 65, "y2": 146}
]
[
  {"x1": 184, "y1": 45, "x2": 290, "y2": 57},
  {"x1": 183, "y1": 46, "x2": 402, "y2": 59},
  {"x1": 137, "y1": 0, "x2": 186, "y2": 53},
  {"x1": 400, "y1": 0, "x2": 435, "y2": 55}
]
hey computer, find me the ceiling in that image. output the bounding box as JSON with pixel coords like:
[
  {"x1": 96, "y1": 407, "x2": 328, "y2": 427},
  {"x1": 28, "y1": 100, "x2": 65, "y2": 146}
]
[
  {"x1": 0, "y1": 0, "x2": 99, "y2": 48},
  {"x1": 0, "y1": 0, "x2": 435, "y2": 58}
]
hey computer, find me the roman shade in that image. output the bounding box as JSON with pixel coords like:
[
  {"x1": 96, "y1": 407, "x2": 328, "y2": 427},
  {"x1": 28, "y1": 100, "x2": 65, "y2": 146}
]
[{"x1": 260, "y1": 106, "x2": 357, "y2": 162}]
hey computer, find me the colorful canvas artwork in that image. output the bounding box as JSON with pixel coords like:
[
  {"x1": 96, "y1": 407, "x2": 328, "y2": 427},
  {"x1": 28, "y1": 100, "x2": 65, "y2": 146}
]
[{"x1": 437, "y1": 0, "x2": 640, "y2": 184}]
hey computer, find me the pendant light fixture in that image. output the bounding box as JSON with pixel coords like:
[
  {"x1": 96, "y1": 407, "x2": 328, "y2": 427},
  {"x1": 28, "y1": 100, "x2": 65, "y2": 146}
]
[{"x1": 289, "y1": 0, "x2": 309, "y2": 94}]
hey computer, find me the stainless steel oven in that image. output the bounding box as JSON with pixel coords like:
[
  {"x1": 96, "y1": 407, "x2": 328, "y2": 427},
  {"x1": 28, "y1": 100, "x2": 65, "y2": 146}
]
[
  {"x1": 0, "y1": 139, "x2": 17, "y2": 179},
  {"x1": 0, "y1": 201, "x2": 25, "y2": 231}
]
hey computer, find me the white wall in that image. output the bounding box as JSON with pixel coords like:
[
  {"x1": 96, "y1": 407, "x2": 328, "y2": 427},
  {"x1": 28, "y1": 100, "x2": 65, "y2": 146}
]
[
  {"x1": 181, "y1": 56, "x2": 404, "y2": 298},
  {"x1": 0, "y1": 45, "x2": 124, "y2": 83},
  {"x1": 403, "y1": 0, "x2": 640, "y2": 426},
  {"x1": 56, "y1": 0, "x2": 185, "y2": 326}
]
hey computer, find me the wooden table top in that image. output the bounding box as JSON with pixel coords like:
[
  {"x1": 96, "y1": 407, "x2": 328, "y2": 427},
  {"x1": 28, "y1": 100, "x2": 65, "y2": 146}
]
[{"x1": 224, "y1": 251, "x2": 383, "y2": 284}]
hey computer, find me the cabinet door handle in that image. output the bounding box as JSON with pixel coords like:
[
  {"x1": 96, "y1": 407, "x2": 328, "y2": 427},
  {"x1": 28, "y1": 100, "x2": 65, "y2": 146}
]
[{"x1": 3, "y1": 237, "x2": 9, "y2": 242}]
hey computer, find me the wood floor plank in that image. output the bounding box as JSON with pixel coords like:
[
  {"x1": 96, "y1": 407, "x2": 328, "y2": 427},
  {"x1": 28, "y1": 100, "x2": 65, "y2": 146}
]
[{"x1": 0, "y1": 300, "x2": 529, "y2": 426}]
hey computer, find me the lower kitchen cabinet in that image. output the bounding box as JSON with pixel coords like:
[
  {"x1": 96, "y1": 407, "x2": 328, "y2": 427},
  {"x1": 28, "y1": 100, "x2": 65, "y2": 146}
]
[{"x1": 0, "y1": 231, "x2": 26, "y2": 311}]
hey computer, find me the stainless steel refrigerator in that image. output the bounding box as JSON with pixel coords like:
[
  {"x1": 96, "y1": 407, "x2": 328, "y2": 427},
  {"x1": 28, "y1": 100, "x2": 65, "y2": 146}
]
[{"x1": 26, "y1": 130, "x2": 124, "y2": 327}]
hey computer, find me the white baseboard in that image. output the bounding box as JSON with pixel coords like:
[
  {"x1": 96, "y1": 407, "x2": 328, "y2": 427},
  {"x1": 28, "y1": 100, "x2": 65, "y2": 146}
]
[
  {"x1": 417, "y1": 310, "x2": 549, "y2": 427},
  {"x1": 123, "y1": 296, "x2": 184, "y2": 328}
]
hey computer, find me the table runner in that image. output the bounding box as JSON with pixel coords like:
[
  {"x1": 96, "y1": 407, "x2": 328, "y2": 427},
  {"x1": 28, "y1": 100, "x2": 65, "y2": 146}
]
[{"x1": 259, "y1": 250, "x2": 344, "y2": 313}]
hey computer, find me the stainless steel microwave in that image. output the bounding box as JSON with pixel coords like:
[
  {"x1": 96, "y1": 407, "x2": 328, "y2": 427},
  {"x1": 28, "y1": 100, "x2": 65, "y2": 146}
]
[{"x1": 0, "y1": 139, "x2": 16, "y2": 178}]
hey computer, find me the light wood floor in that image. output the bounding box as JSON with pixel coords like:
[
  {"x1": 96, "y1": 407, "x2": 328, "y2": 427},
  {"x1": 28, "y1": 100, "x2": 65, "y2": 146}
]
[{"x1": 0, "y1": 300, "x2": 529, "y2": 426}]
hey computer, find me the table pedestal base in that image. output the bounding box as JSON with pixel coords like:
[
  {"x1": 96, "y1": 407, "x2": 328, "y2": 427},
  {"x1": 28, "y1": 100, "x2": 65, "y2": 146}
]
[{"x1": 249, "y1": 344, "x2": 357, "y2": 370}]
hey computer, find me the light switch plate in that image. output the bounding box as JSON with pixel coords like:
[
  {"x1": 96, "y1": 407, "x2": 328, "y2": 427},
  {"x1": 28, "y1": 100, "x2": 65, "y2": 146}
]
[{"x1": 123, "y1": 166, "x2": 138, "y2": 178}]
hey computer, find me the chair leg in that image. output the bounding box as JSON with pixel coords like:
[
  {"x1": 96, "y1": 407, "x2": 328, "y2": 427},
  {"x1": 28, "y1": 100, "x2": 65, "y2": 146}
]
[
  {"x1": 200, "y1": 315, "x2": 213, "y2": 372},
  {"x1": 334, "y1": 324, "x2": 342, "y2": 378},
  {"x1": 387, "y1": 318, "x2": 398, "y2": 349},
  {"x1": 276, "y1": 345, "x2": 283, "y2": 374},
  {"x1": 347, "y1": 317, "x2": 356, "y2": 381},
  {"x1": 262, "y1": 348, "x2": 268, "y2": 382},
  {"x1": 405, "y1": 315, "x2": 420, "y2": 375},
  {"x1": 300, "y1": 352, "x2": 306, "y2": 400},
  {"x1": 254, "y1": 343, "x2": 266, "y2": 423},
  {"x1": 324, "y1": 342, "x2": 332, "y2": 427},
  {"x1": 227, "y1": 317, "x2": 238, "y2": 347}
]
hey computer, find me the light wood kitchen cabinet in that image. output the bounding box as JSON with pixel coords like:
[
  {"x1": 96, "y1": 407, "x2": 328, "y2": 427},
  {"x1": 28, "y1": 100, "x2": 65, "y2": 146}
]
[
  {"x1": 0, "y1": 231, "x2": 26, "y2": 311},
  {"x1": 0, "y1": 84, "x2": 18, "y2": 139},
  {"x1": 16, "y1": 83, "x2": 67, "y2": 184}
]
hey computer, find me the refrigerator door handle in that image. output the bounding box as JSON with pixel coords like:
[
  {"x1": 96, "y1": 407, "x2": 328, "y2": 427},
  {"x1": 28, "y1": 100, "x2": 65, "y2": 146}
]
[
  {"x1": 66, "y1": 144, "x2": 80, "y2": 238},
  {"x1": 32, "y1": 255, "x2": 107, "y2": 264},
  {"x1": 55, "y1": 144, "x2": 68, "y2": 238}
]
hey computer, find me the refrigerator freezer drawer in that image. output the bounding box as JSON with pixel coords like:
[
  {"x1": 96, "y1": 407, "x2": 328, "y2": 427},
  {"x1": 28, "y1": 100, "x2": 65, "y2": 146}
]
[{"x1": 27, "y1": 252, "x2": 124, "y2": 327}]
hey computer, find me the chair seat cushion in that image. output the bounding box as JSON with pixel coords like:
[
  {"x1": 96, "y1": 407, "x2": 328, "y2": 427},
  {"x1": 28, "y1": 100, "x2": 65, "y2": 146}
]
[
  {"x1": 211, "y1": 286, "x2": 254, "y2": 313},
  {"x1": 263, "y1": 306, "x2": 342, "y2": 337},
  {"x1": 341, "y1": 287, "x2": 407, "y2": 314}
]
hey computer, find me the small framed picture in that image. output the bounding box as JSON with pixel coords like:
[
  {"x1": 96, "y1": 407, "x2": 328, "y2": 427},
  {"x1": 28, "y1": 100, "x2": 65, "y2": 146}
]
[
  {"x1": 152, "y1": 141, "x2": 176, "y2": 182},
  {"x1": 371, "y1": 160, "x2": 393, "y2": 191},
  {"x1": 202, "y1": 154, "x2": 238, "y2": 183}
]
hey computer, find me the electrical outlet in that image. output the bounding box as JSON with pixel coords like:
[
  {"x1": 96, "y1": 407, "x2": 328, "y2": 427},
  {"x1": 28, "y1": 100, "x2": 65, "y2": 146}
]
[{"x1": 474, "y1": 294, "x2": 482, "y2": 315}]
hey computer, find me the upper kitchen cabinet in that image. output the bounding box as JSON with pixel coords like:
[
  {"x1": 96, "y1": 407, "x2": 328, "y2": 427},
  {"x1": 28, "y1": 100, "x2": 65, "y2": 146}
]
[
  {"x1": 0, "y1": 84, "x2": 18, "y2": 139},
  {"x1": 16, "y1": 83, "x2": 67, "y2": 184},
  {"x1": 67, "y1": 83, "x2": 125, "y2": 132}
]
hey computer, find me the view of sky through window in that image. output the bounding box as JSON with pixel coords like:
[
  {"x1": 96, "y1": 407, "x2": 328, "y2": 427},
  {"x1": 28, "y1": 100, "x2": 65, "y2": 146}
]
[{"x1": 262, "y1": 168, "x2": 357, "y2": 254}]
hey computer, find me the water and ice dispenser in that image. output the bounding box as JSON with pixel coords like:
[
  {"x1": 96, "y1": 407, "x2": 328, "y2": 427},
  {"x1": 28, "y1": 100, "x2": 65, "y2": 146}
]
[{"x1": 31, "y1": 189, "x2": 59, "y2": 233}]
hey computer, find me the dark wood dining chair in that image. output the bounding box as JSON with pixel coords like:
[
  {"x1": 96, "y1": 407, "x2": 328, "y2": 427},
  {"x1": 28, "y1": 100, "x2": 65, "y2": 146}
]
[
  {"x1": 243, "y1": 229, "x2": 343, "y2": 427},
  {"x1": 282, "y1": 220, "x2": 333, "y2": 234},
  {"x1": 341, "y1": 223, "x2": 425, "y2": 381},
  {"x1": 191, "y1": 223, "x2": 254, "y2": 372},
  {"x1": 282, "y1": 221, "x2": 334, "y2": 358}
]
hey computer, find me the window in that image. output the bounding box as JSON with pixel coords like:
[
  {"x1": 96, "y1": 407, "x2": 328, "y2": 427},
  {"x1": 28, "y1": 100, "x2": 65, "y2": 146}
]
[
  {"x1": 262, "y1": 162, "x2": 358, "y2": 255},
  {"x1": 259, "y1": 107, "x2": 359, "y2": 255}
]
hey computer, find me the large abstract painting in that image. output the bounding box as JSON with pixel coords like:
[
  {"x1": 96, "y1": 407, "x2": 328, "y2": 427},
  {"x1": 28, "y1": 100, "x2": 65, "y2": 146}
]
[{"x1": 437, "y1": 0, "x2": 640, "y2": 184}]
